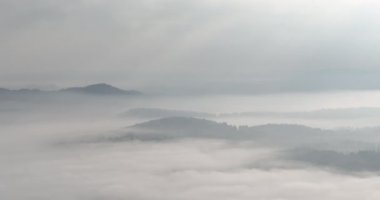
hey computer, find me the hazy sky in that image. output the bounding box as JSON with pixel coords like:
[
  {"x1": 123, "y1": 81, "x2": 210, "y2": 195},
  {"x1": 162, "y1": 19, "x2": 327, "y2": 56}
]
[{"x1": 2, "y1": 0, "x2": 380, "y2": 93}]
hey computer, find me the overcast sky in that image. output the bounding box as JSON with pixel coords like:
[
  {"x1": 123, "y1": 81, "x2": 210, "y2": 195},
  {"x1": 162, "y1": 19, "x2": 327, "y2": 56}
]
[{"x1": 2, "y1": 0, "x2": 380, "y2": 93}]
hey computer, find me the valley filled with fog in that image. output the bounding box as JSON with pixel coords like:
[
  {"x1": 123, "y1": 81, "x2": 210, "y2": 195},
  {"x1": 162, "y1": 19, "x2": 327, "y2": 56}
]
[
  {"x1": 3, "y1": 88, "x2": 380, "y2": 199},
  {"x1": 4, "y1": 0, "x2": 380, "y2": 198}
]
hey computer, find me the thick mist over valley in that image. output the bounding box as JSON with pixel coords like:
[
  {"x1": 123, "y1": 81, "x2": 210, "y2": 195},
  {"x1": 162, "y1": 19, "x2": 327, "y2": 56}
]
[
  {"x1": 3, "y1": 0, "x2": 380, "y2": 198},
  {"x1": 2, "y1": 84, "x2": 380, "y2": 199}
]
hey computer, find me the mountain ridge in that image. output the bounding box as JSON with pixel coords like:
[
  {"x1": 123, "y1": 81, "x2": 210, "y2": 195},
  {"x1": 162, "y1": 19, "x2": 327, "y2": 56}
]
[
  {"x1": 60, "y1": 83, "x2": 141, "y2": 95},
  {"x1": 0, "y1": 83, "x2": 142, "y2": 96},
  {"x1": 123, "y1": 116, "x2": 328, "y2": 142}
]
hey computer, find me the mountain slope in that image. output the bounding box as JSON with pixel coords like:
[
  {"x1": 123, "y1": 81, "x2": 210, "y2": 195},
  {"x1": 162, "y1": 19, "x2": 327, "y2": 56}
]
[
  {"x1": 127, "y1": 117, "x2": 237, "y2": 139},
  {"x1": 114, "y1": 117, "x2": 328, "y2": 143},
  {"x1": 120, "y1": 108, "x2": 214, "y2": 119}
]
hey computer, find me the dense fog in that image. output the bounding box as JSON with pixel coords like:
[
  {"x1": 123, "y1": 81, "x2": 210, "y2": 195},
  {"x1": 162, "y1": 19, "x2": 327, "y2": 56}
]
[
  {"x1": 3, "y1": 0, "x2": 380, "y2": 198},
  {"x1": 2, "y1": 90, "x2": 380, "y2": 199}
]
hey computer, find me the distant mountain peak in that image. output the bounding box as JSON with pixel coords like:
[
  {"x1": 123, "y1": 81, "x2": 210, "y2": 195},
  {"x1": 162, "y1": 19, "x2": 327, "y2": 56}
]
[
  {"x1": 82, "y1": 83, "x2": 125, "y2": 93},
  {"x1": 84, "y1": 83, "x2": 118, "y2": 89},
  {"x1": 61, "y1": 83, "x2": 142, "y2": 95},
  {"x1": 86, "y1": 83, "x2": 111, "y2": 87}
]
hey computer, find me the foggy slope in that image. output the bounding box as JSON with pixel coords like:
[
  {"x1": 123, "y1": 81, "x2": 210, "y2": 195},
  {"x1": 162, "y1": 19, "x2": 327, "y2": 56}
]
[
  {"x1": 119, "y1": 117, "x2": 328, "y2": 142},
  {"x1": 120, "y1": 108, "x2": 214, "y2": 119}
]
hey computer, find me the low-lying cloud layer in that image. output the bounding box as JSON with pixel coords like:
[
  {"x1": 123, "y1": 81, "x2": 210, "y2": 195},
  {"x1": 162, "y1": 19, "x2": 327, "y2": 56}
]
[
  {"x1": 2, "y1": 88, "x2": 380, "y2": 199},
  {"x1": 3, "y1": 132, "x2": 380, "y2": 200},
  {"x1": 2, "y1": 104, "x2": 380, "y2": 199}
]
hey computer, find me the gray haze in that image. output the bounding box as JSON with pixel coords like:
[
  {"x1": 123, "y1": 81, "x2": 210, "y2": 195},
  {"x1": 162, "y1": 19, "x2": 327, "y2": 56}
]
[
  {"x1": 3, "y1": 103, "x2": 380, "y2": 199},
  {"x1": 3, "y1": 1, "x2": 380, "y2": 199},
  {"x1": 2, "y1": 0, "x2": 380, "y2": 93},
  {"x1": 2, "y1": 88, "x2": 380, "y2": 199}
]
